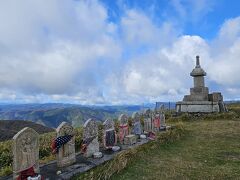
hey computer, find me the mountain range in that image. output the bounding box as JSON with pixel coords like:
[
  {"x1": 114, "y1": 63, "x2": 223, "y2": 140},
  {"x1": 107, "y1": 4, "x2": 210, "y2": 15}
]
[{"x1": 0, "y1": 102, "x2": 176, "y2": 128}]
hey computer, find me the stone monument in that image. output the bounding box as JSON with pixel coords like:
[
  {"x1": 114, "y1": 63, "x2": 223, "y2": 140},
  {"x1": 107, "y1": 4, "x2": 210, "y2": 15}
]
[
  {"x1": 159, "y1": 104, "x2": 166, "y2": 127},
  {"x1": 143, "y1": 109, "x2": 152, "y2": 133},
  {"x1": 176, "y1": 56, "x2": 227, "y2": 113},
  {"x1": 118, "y1": 114, "x2": 129, "y2": 144},
  {"x1": 152, "y1": 110, "x2": 160, "y2": 132},
  {"x1": 12, "y1": 127, "x2": 40, "y2": 180},
  {"x1": 83, "y1": 118, "x2": 99, "y2": 157},
  {"x1": 132, "y1": 112, "x2": 142, "y2": 137},
  {"x1": 56, "y1": 122, "x2": 76, "y2": 168},
  {"x1": 103, "y1": 118, "x2": 117, "y2": 149}
]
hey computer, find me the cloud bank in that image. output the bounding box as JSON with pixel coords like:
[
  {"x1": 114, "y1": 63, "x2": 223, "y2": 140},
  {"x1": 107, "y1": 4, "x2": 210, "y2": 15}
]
[{"x1": 0, "y1": 0, "x2": 239, "y2": 104}]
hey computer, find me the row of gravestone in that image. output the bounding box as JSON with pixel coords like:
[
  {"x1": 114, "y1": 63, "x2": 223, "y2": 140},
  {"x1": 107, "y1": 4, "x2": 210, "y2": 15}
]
[{"x1": 12, "y1": 107, "x2": 165, "y2": 180}]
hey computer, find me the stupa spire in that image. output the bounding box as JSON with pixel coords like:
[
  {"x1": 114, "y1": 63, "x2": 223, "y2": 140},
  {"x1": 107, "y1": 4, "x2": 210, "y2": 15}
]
[{"x1": 196, "y1": 55, "x2": 200, "y2": 67}]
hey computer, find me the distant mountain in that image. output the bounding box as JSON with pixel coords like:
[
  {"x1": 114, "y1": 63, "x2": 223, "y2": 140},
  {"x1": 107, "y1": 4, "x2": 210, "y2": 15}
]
[
  {"x1": 0, "y1": 120, "x2": 54, "y2": 142},
  {"x1": 0, "y1": 104, "x2": 141, "y2": 128},
  {"x1": 0, "y1": 103, "x2": 175, "y2": 128}
]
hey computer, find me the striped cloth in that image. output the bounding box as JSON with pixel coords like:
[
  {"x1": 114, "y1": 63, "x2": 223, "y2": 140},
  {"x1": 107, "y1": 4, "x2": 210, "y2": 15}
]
[{"x1": 51, "y1": 135, "x2": 73, "y2": 154}]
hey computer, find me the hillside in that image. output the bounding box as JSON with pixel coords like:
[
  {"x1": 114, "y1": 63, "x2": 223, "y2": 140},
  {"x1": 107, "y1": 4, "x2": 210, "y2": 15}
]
[
  {"x1": 110, "y1": 107, "x2": 240, "y2": 179},
  {"x1": 0, "y1": 103, "x2": 177, "y2": 128},
  {"x1": 0, "y1": 104, "x2": 142, "y2": 128},
  {"x1": 0, "y1": 120, "x2": 54, "y2": 141}
]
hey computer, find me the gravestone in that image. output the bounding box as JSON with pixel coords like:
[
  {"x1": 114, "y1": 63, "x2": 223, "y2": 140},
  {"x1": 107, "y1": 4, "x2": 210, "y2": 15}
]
[
  {"x1": 83, "y1": 119, "x2": 99, "y2": 157},
  {"x1": 12, "y1": 127, "x2": 40, "y2": 180},
  {"x1": 118, "y1": 114, "x2": 129, "y2": 144},
  {"x1": 103, "y1": 118, "x2": 117, "y2": 149},
  {"x1": 56, "y1": 122, "x2": 76, "y2": 168},
  {"x1": 132, "y1": 112, "x2": 142, "y2": 136},
  {"x1": 159, "y1": 104, "x2": 166, "y2": 127},
  {"x1": 152, "y1": 111, "x2": 160, "y2": 132},
  {"x1": 143, "y1": 109, "x2": 152, "y2": 133}
]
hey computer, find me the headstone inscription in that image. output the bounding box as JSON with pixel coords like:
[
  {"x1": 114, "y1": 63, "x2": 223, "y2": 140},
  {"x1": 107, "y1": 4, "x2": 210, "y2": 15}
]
[
  {"x1": 143, "y1": 109, "x2": 152, "y2": 133},
  {"x1": 55, "y1": 122, "x2": 76, "y2": 168},
  {"x1": 82, "y1": 119, "x2": 99, "y2": 157},
  {"x1": 103, "y1": 118, "x2": 117, "y2": 149},
  {"x1": 12, "y1": 127, "x2": 40, "y2": 180},
  {"x1": 132, "y1": 112, "x2": 142, "y2": 137},
  {"x1": 118, "y1": 114, "x2": 129, "y2": 144}
]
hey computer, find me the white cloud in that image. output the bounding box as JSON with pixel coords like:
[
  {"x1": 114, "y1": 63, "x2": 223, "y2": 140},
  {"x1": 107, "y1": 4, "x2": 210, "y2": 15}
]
[
  {"x1": 0, "y1": 0, "x2": 239, "y2": 104},
  {"x1": 121, "y1": 35, "x2": 210, "y2": 102},
  {"x1": 208, "y1": 17, "x2": 240, "y2": 89},
  {"x1": 170, "y1": 0, "x2": 215, "y2": 23},
  {"x1": 0, "y1": 0, "x2": 122, "y2": 103}
]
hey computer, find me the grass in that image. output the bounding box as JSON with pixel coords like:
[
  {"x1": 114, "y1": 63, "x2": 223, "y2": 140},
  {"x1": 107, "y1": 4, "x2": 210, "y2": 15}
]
[{"x1": 111, "y1": 118, "x2": 240, "y2": 180}]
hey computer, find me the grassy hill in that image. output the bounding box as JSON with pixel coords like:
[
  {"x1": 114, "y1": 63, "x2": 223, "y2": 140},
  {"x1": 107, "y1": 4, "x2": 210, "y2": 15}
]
[
  {"x1": 0, "y1": 120, "x2": 54, "y2": 141},
  {"x1": 110, "y1": 107, "x2": 240, "y2": 179}
]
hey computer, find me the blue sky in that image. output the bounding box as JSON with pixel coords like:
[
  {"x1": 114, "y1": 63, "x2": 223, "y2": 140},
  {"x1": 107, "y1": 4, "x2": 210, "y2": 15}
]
[{"x1": 0, "y1": 0, "x2": 240, "y2": 104}]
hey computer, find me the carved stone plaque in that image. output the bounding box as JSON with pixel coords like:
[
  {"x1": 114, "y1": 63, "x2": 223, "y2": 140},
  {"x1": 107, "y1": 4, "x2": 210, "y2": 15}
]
[
  {"x1": 103, "y1": 119, "x2": 117, "y2": 148},
  {"x1": 12, "y1": 127, "x2": 39, "y2": 179},
  {"x1": 83, "y1": 119, "x2": 99, "y2": 157},
  {"x1": 132, "y1": 112, "x2": 142, "y2": 136},
  {"x1": 152, "y1": 112, "x2": 160, "y2": 132},
  {"x1": 143, "y1": 109, "x2": 152, "y2": 133},
  {"x1": 118, "y1": 114, "x2": 129, "y2": 143},
  {"x1": 56, "y1": 122, "x2": 76, "y2": 168}
]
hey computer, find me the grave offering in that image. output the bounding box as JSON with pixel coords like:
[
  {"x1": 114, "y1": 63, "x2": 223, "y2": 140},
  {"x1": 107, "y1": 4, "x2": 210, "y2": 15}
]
[
  {"x1": 132, "y1": 112, "x2": 142, "y2": 137},
  {"x1": 82, "y1": 118, "x2": 100, "y2": 158},
  {"x1": 118, "y1": 114, "x2": 129, "y2": 144},
  {"x1": 103, "y1": 118, "x2": 117, "y2": 149},
  {"x1": 124, "y1": 134, "x2": 137, "y2": 145},
  {"x1": 55, "y1": 122, "x2": 76, "y2": 168},
  {"x1": 143, "y1": 109, "x2": 152, "y2": 133},
  {"x1": 93, "y1": 152, "x2": 103, "y2": 159},
  {"x1": 12, "y1": 127, "x2": 40, "y2": 180},
  {"x1": 140, "y1": 134, "x2": 147, "y2": 139},
  {"x1": 112, "y1": 146, "x2": 121, "y2": 152}
]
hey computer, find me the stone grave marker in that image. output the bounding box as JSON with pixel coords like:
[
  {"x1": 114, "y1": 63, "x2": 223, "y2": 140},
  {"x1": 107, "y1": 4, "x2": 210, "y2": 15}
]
[
  {"x1": 152, "y1": 110, "x2": 160, "y2": 132},
  {"x1": 160, "y1": 104, "x2": 166, "y2": 128},
  {"x1": 143, "y1": 109, "x2": 152, "y2": 133},
  {"x1": 118, "y1": 114, "x2": 129, "y2": 144},
  {"x1": 83, "y1": 118, "x2": 99, "y2": 157},
  {"x1": 132, "y1": 112, "x2": 142, "y2": 137},
  {"x1": 56, "y1": 122, "x2": 76, "y2": 168},
  {"x1": 103, "y1": 118, "x2": 117, "y2": 149},
  {"x1": 12, "y1": 127, "x2": 40, "y2": 180}
]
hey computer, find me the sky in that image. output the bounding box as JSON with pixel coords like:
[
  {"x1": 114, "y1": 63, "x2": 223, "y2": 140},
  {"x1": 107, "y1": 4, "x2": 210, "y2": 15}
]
[{"x1": 0, "y1": 0, "x2": 240, "y2": 105}]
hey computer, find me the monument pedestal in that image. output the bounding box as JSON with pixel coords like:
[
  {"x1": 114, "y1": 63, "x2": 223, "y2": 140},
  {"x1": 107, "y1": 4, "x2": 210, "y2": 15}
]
[{"x1": 176, "y1": 101, "x2": 220, "y2": 113}]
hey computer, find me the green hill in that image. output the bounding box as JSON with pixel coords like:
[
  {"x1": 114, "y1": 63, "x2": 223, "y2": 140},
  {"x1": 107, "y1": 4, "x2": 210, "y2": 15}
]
[
  {"x1": 0, "y1": 120, "x2": 54, "y2": 141},
  {"x1": 0, "y1": 104, "x2": 140, "y2": 128}
]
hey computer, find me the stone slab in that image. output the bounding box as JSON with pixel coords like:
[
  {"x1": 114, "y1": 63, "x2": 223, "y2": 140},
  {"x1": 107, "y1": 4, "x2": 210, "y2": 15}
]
[{"x1": 176, "y1": 101, "x2": 219, "y2": 113}]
